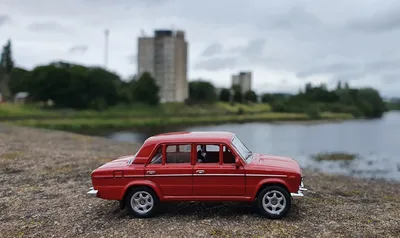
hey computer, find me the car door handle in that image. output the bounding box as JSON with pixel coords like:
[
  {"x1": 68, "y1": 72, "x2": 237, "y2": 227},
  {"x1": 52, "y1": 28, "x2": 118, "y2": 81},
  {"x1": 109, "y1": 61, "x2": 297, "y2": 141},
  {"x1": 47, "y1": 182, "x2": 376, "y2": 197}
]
[
  {"x1": 196, "y1": 170, "x2": 205, "y2": 174},
  {"x1": 147, "y1": 171, "x2": 156, "y2": 175}
]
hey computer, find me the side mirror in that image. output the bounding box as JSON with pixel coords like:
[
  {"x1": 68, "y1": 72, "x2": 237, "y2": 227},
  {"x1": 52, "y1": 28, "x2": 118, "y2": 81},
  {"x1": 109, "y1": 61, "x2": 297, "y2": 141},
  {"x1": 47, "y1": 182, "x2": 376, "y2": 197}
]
[{"x1": 235, "y1": 157, "x2": 241, "y2": 168}]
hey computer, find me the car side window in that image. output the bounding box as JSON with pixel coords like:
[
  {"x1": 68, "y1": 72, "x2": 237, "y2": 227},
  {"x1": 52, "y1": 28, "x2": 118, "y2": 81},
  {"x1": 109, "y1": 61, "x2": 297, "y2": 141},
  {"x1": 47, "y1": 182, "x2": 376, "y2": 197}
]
[
  {"x1": 166, "y1": 144, "x2": 191, "y2": 164},
  {"x1": 150, "y1": 146, "x2": 162, "y2": 164},
  {"x1": 222, "y1": 145, "x2": 235, "y2": 164},
  {"x1": 196, "y1": 144, "x2": 220, "y2": 164}
]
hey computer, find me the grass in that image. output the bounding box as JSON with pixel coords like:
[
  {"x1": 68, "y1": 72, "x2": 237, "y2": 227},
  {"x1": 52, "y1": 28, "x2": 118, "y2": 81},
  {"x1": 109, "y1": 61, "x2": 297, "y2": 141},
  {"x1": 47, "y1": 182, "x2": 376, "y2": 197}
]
[
  {"x1": 7, "y1": 112, "x2": 354, "y2": 131},
  {"x1": 0, "y1": 102, "x2": 355, "y2": 131},
  {"x1": 0, "y1": 102, "x2": 273, "y2": 119},
  {"x1": 312, "y1": 152, "x2": 358, "y2": 161}
]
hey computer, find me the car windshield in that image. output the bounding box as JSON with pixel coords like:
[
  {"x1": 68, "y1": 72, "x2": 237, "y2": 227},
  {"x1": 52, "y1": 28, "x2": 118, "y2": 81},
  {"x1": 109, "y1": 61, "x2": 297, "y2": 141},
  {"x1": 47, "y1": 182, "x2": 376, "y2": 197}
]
[
  {"x1": 231, "y1": 136, "x2": 253, "y2": 163},
  {"x1": 127, "y1": 153, "x2": 137, "y2": 165}
]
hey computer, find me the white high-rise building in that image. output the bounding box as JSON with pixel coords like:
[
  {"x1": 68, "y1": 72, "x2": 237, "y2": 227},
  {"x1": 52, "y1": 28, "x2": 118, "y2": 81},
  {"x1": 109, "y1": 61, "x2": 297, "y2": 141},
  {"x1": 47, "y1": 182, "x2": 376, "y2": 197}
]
[
  {"x1": 231, "y1": 71, "x2": 252, "y2": 94},
  {"x1": 137, "y1": 30, "x2": 188, "y2": 103}
]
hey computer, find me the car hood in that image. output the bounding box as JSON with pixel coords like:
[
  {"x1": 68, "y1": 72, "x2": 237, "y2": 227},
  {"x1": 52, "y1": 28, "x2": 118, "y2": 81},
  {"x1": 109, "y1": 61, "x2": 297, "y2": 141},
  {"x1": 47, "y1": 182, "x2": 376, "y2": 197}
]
[
  {"x1": 251, "y1": 153, "x2": 301, "y2": 173},
  {"x1": 98, "y1": 155, "x2": 134, "y2": 169}
]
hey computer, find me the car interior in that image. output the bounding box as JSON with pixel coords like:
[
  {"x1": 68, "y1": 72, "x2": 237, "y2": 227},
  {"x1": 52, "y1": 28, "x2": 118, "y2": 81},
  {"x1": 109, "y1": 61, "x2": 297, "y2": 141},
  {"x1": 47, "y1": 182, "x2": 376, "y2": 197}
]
[{"x1": 149, "y1": 143, "x2": 235, "y2": 164}]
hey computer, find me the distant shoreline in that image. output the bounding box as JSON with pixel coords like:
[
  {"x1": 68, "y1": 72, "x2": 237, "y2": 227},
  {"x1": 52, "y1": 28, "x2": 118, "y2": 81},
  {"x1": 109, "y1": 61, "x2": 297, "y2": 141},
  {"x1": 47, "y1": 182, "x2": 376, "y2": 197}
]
[{"x1": 5, "y1": 112, "x2": 354, "y2": 132}]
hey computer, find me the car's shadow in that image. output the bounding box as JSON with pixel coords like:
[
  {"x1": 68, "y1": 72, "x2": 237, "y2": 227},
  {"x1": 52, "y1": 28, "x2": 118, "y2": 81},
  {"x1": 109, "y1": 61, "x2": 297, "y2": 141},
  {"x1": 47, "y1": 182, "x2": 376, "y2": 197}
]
[{"x1": 100, "y1": 200, "x2": 304, "y2": 221}]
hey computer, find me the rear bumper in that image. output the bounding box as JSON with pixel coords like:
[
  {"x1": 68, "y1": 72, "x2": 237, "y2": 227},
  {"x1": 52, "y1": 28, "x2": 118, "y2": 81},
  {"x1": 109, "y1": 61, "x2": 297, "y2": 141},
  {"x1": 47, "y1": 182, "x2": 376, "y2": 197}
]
[
  {"x1": 290, "y1": 179, "x2": 307, "y2": 198},
  {"x1": 87, "y1": 187, "x2": 98, "y2": 197}
]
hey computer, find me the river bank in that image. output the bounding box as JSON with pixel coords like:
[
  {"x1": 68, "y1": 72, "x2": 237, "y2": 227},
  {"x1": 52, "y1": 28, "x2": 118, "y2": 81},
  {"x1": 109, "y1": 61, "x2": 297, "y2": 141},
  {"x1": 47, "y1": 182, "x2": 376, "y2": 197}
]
[
  {"x1": 0, "y1": 124, "x2": 399, "y2": 237},
  {"x1": 0, "y1": 102, "x2": 354, "y2": 131}
]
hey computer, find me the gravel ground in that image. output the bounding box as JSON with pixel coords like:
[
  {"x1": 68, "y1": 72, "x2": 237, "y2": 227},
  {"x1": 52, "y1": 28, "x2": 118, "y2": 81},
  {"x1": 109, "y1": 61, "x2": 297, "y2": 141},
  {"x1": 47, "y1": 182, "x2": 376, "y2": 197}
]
[{"x1": 0, "y1": 124, "x2": 399, "y2": 238}]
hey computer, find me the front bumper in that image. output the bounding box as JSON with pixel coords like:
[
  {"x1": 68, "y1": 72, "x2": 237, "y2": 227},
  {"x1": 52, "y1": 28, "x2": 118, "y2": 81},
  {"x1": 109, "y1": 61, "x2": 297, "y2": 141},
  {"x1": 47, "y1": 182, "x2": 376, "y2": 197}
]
[
  {"x1": 87, "y1": 187, "x2": 98, "y2": 197},
  {"x1": 290, "y1": 179, "x2": 307, "y2": 198}
]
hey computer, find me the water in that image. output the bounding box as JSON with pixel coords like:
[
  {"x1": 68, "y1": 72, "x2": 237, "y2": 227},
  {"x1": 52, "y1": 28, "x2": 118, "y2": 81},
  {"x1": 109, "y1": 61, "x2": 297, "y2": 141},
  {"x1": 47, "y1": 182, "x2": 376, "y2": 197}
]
[{"x1": 101, "y1": 112, "x2": 400, "y2": 182}]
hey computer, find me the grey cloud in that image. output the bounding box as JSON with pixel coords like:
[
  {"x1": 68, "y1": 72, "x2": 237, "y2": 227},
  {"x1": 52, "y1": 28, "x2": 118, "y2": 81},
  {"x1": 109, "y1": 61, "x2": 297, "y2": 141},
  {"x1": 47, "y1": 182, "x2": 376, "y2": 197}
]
[
  {"x1": 329, "y1": 71, "x2": 366, "y2": 86},
  {"x1": 348, "y1": 8, "x2": 400, "y2": 33},
  {"x1": 68, "y1": 45, "x2": 88, "y2": 54},
  {"x1": 268, "y1": 5, "x2": 322, "y2": 29},
  {"x1": 194, "y1": 57, "x2": 237, "y2": 71},
  {"x1": 381, "y1": 73, "x2": 400, "y2": 85},
  {"x1": 241, "y1": 39, "x2": 265, "y2": 59},
  {"x1": 0, "y1": 14, "x2": 11, "y2": 27},
  {"x1": 27, "y1": 21, "x2": 69, "y2": 32},
  {"x1": 296, "y1": 63, "x2": 358, "y2": 78},
  {"x1": 365, "y1": 59, "x2": 400, "y2": 72},
  {"x1": 201, "y1": 43, "x2": 223, "y2": 57},
  {"x1": 195, "y1": 39, "x2": 267, "y2": 71}
]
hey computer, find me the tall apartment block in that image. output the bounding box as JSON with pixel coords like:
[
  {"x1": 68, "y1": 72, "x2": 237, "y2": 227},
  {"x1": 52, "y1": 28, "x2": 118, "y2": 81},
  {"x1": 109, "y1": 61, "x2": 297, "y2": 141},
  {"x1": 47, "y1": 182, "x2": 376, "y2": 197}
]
[
  {"x1": 137, "y1": 30, "x2": 188, "y2": 103},
  {"x1": 232, "y1": 71, "x2": 252, "y2": 94}
]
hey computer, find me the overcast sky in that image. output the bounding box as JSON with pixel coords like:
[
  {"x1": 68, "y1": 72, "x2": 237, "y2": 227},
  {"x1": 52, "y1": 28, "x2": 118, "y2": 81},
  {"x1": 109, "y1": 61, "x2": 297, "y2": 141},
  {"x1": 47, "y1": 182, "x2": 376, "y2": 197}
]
[{"x1": 1, "y1": 0, "x2": 400, "y2": 97}]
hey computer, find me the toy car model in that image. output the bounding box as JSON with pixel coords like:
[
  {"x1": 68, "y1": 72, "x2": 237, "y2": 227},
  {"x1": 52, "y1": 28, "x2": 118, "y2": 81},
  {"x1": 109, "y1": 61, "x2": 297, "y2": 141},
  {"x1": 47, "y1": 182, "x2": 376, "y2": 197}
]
[{"x1": 88, "y1": 131, "x2": 306, "y2": 219}]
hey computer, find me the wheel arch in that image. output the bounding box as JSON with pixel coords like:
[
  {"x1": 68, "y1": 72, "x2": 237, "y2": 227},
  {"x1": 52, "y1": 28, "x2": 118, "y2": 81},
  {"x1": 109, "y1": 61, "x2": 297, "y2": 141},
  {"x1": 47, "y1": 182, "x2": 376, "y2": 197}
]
[
  {"x1": 253, "y1": 179, "x2": 290, "y2": 200},
  {"x1": 121, "y1": 180, "x2": 163, "y2": 202}
]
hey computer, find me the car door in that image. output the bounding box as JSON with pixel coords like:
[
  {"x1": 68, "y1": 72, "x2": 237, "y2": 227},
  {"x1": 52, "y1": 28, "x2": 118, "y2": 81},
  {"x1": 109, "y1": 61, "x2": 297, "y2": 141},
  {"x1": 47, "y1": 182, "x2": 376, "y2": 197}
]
[
  {"x1": 145, "y1": 143, "x2": 193, "y2": 197},
  {"x1": 192, "y1": 144, "x2": 245, "y2": 197}
]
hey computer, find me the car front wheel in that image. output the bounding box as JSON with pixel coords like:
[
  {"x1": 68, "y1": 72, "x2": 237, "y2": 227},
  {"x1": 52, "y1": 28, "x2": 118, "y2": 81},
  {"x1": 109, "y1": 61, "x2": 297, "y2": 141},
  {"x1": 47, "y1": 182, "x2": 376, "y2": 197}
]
[
  {"x1": 126, "y1": 187, "x2": 158, "y2": 218},
  {"x1": 256, "y1": 185, "x2": 291, "y2": 219}
]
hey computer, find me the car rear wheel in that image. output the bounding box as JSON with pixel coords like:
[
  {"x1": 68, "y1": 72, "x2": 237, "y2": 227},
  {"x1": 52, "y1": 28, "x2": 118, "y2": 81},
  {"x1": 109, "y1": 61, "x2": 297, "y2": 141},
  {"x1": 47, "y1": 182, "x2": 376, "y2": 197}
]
[
  {"x1": 126, "y1": 187, "x2": 158, "y2": 218},
  {"x1": 256, "y1": 185, "x2": 291, "y2": 219}
]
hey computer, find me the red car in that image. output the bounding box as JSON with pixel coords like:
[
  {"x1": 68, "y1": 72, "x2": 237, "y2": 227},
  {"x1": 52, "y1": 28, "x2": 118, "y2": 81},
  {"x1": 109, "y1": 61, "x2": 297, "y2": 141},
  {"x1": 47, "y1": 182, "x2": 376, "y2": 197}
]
[{"x1": 88, "y1": 131, "x2": 306, "y2": 219}]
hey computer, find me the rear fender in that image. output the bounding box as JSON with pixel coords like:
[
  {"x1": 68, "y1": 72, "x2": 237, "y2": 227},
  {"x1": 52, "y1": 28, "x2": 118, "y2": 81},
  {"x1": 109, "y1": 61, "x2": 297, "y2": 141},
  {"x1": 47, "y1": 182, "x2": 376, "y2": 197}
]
[{"x1": 121, "y1": 180, "x2": 163, "y2": 201}]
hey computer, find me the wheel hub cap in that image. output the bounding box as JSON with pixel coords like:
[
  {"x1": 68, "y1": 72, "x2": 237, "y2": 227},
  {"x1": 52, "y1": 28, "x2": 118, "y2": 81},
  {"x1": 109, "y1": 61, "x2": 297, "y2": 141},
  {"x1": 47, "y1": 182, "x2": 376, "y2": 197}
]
[{"x1": 261, "y1": 190, "x2": 287, "y2": 215}]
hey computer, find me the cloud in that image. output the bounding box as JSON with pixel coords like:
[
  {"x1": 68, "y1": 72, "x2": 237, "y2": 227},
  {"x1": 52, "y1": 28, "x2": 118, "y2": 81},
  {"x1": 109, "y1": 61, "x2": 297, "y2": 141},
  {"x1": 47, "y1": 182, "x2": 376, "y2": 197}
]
[
  {"x1": 347, "y1": 5, "x2": 400, "y2": 33},
  {"x1": 381, "y1": 73, "x2": 400, "y2": 85},
  {"x1": 195, "y1": 57, "x2": 238, "y2": 71},
  {"x1": 27, "y1": 21, "x2": 70, "y2": 33},
  {"x1": 68, "y1": 45, "x2": 88, "y2": 54},
  {"x1": 195, "y1": 39, "x2": 268, "y2": 71},
  {"x1": 201, "y1": 43, "x2": 223, "y2": 57},
  {"x1": 0, "y1": 14, "x2": 11, "y2": 27},
  {"x1": 296, "y1": 63, "x2": 358, "y2": 78}
]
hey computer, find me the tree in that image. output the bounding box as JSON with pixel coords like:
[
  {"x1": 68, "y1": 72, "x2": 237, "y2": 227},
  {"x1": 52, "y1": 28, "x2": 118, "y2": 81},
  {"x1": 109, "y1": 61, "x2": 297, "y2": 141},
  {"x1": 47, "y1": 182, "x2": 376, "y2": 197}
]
[
  {"x1": 9, "y1": 67, "x2": 30, "y2": 94},
  {"x1": 188, "y1": 80, "x2": 217, "y2": 103},
  {"x1": 0, "y1": 40, "x2": 14, "y2": 74},
  {"x1": 85, "y1": 67, "x2": 120, "y2": 110},
  {"x1": 27, "y1": 62, "x2": 122, "y2": 109},
  {"x1": 232, "y1": 85, "x2": 243, "y2": 103},
  {"x1": 261, "y1": 93, "x2": 275, "y2": 103},
  {"x1": 244, "y1": 90, "x2": 258, "y2": 103},
  {"x1": 355, "y1": 88, "x2": 386, "y2": 118},
  {"x1": 336, "y1": 80, "x2": 342, "y2": 90},
  {"x1": 0, "y1": 39, "x2": 14, "y2": 100},
  {"x1": 132, "y1": 72, "x2": 160, "y2": 105},
  {"x1": 219, "y1": 88, "x2": 231, "y2": 102}
]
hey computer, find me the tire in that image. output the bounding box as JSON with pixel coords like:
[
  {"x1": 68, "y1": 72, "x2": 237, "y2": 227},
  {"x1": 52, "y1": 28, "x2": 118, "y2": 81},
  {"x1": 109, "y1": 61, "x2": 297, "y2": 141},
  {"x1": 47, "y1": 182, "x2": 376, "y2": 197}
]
[
  {"x1": 125, "y1": 186, "x2": 159, "y2": 218},
  {"x1": 256, "y1": 185, "x2": 291, "y2": 219}
]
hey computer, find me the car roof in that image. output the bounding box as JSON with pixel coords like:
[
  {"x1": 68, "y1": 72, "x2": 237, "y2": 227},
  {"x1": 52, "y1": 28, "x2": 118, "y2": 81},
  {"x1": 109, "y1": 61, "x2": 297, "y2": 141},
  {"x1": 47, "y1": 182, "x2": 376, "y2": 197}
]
[{"x1": 145, "y1": 131, "x2": 236, "y2": 144}]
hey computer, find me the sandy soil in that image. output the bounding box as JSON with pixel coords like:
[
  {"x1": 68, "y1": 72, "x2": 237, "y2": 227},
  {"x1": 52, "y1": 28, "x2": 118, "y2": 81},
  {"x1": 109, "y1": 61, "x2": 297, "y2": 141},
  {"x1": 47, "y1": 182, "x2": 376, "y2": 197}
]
[{"x1": 0, "y1": 124, "x2": 399, "y2": 238}]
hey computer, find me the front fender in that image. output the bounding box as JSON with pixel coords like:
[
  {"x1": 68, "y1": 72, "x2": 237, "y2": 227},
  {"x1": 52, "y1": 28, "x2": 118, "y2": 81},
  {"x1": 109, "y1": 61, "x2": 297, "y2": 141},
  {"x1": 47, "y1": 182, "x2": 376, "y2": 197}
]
[{"x1": 252, "y1": 178, "x2": 291, "y2": 199}]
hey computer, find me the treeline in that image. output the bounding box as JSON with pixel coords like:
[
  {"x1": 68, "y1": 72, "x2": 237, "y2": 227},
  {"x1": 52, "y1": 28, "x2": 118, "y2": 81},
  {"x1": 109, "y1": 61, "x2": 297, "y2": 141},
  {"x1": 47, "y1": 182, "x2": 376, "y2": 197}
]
[
  {"x1": 386, "y1": 99, "x2": 400, "y2": 111},
  {"x1": 0, "y1": 39, "x2": 388, "y2": 118},
  {"x1": 187, "y1": 80, "x2": 388, "y2": 118},
  {"x1": 8, "y1": 63, "x2": 159, "y2": 110},
  {"x1": 4, "y1": 61, "x2": 387, "y2": 118},
  {"x1": 263, "y1": 82, "x2": 388, "y2": 119}
]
